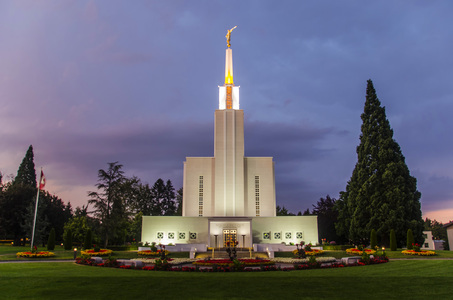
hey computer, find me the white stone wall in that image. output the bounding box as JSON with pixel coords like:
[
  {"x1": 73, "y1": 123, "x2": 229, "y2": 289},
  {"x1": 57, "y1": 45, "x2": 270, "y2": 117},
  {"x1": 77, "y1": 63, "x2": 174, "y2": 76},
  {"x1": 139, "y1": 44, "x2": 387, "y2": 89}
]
[
  {"x1": 447, "y1": 225, "x2": 453, "y2": 251},
  {"x1": 141, "y1": 216, "x2": 208, "y2": 245},
  {"x1": 251, "y1": 216, "x2": 318, "y2": 245},
  {"x1": 214, "y1": 109, "x2": 245, "y2": 216},
  {"x1": 244, "y1": 157, "x2": 276, "y2": 217},
  {"x1": 421, "y1": 231, "x2": 434, "y2": 250},
  {"x1": 182, "y1": 157, "x2": 214, "y2": 216}
]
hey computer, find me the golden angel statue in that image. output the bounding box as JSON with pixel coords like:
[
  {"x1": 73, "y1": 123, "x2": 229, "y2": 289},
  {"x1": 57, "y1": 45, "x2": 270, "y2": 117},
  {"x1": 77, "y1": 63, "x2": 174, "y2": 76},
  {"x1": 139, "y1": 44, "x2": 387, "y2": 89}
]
[{"x1": 226, "y1": 26, "x2": 237, "y2": 48}]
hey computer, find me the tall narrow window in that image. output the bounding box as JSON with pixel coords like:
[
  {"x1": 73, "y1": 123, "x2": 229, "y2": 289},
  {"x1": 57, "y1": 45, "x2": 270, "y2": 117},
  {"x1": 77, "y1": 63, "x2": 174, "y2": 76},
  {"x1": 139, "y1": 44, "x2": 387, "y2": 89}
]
[
  {"x1": 255, "y1": 175, "x2": 260, "y2": 216},
  {"x1": 198, "y1": 176, "x2": 204, "y2": 216}
]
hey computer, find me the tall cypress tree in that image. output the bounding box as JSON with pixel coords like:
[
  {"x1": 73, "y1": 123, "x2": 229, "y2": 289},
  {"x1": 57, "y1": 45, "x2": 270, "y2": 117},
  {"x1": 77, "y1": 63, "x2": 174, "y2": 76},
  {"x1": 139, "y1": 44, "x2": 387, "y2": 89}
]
[
  {"x1": 336, "y1": 80, "x2": 423, "y2": 246},
  {"x1": 0, "y1": 146, "x2": 37, "y2": 245}
]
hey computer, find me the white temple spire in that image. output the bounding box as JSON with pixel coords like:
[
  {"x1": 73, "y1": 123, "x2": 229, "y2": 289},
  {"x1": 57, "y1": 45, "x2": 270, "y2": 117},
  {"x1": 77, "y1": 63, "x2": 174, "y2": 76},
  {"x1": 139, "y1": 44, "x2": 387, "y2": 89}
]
[{"x1": 219, "y1": 27, "x2": 240, "y2": 110}]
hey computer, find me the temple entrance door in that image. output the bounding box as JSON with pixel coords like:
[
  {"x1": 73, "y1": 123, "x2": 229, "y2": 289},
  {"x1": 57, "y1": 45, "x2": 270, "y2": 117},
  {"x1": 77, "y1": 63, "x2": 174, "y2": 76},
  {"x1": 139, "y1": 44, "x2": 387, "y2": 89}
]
[{"x1": 223, "y1": 229, "x2": 237, "y2": 247}]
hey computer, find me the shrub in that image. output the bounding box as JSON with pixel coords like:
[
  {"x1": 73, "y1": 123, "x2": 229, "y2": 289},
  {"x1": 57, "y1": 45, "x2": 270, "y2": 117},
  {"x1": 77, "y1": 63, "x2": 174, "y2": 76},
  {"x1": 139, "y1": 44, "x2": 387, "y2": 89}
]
[
  {"x1": 151, "y1": 242, "x2": 157, "y2": 252},
  {"x1": 322, "y1": 245, "x2": 354, "y2": 251},
  {"x1": 47, "y1": 228, "x2": 56, "y2": 251},
  {"x1": 83, "y1": 229, "x2": 92, "y2": 250},
  {"x1": 64, "y1": 229, "x2": 73, "y2": 250},
  {"x1": 406, "y1": 229, "x2": 414, "y2": 250},
  {"x1": 370, "y1": 229, "x2": 377, "y2": 249},
  {"x1": 390, "y1": 229, "x2": 397, "y2": 251}
]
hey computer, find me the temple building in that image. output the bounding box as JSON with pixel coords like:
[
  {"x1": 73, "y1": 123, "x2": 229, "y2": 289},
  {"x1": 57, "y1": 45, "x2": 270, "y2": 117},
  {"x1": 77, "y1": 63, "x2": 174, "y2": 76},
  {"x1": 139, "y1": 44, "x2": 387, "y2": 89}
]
[{"x1": 142, "y1": 30, "x2": 318, "y2": 249}]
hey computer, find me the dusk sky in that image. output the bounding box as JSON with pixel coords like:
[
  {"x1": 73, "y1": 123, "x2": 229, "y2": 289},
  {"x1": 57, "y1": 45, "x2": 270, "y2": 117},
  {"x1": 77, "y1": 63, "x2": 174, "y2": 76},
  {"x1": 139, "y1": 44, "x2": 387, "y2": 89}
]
[{"x1": 1, "y1": 1, "x2": 452, "y2": 223}]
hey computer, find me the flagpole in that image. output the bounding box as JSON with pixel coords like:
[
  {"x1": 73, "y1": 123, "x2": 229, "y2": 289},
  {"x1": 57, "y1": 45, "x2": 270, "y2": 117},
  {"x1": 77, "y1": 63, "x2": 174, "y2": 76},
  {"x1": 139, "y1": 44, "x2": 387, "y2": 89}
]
[{"x1": 30, "y1": 168, "x2": 42, "y2": 251}]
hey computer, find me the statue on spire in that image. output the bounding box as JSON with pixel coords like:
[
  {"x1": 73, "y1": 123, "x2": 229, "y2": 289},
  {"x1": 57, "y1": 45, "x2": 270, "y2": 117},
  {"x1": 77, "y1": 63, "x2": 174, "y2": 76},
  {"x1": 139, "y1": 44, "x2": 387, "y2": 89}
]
[{"x1": 226, "y1": 26, "x2": 237, "y2": 48}]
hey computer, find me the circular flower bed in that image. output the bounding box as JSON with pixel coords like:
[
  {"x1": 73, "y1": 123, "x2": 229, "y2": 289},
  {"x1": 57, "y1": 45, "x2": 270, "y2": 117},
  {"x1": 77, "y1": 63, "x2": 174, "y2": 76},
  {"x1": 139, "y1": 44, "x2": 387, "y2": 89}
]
[
  {"x1": 346, "y1": 248, "x2": 376, "y2": 255},
  {"x1": 81, "y1": 249, "x2": 113, "y2": 256},
  {"x1": 292, "y1": 249, "x2": 324, "y2": 256},
  {"x1": 16, "y1": 251, "x2": 55, "y2": 258},
  {"x1": 401, "y1": 250, "x2": 436, "y2": 256},
  {"x1": 137, "y1": 250, "x2": 170, "y2": 257},
  {"x1": 193, "y1": 258, "x2": 274, "y2": 266}
]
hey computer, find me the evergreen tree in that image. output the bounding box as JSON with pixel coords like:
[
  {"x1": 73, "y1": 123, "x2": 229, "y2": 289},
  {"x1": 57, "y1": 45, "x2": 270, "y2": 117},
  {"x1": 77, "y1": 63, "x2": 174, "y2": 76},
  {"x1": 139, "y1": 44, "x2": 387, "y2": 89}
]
[
  {"x1": 312, "y1": 195, "x2": 340, "y2": 243},
  {"x1": 151, "y1": 178, "x2": 166, "y2": 216},
  {"x1": 22, "y1": 200, "x2": 49, "y2": 247},
  {"x1": 14, "y1": 145, "x2": 37, "y2": 188},
  {"x1": 390, "y1": 229, "x2": 397, "y2": 251},
  {"x1": 175, "y1": 188, "x2": 183, "y2": 216},
  {"x1": 276, "y1": 205, "x2": 295, "y2": 216},
  {"x1": 406, "y1": 229, "x2": 414, "y2": 249},
  {"x1": 0, "y1": 146, "x2": 38, "y2": 245},
  {"x1": 162, "y1": 180, "x2": 176, "y2": 216},
  {"x1": 83, "y1": 228, "x2": 92, "y2": 250},
  {"x1": 64, "y1": 228, "x2": 73, "y2": 250},
  {"x1": 370, "y1": 229, "x2": 377, "y2": 249},
  {"x1": 335, "y1": 80, "x2": 424, "y2": 246},
  {"x1": 47, "y1": 228, "x2": 56, "y2": 251}
]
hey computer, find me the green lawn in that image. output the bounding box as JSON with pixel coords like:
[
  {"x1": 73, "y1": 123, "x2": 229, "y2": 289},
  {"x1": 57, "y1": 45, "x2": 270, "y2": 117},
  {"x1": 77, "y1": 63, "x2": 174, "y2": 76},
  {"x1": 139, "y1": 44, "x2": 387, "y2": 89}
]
[
  {"x1": 0, "y1": 245, "x2": 189, "y2": 260},
  {"x1": 2, "y1": 244, "x2": 453, "y2": 261},
  {"x1": 0, "y1": 260, "x2": 452, "y2": 299}
]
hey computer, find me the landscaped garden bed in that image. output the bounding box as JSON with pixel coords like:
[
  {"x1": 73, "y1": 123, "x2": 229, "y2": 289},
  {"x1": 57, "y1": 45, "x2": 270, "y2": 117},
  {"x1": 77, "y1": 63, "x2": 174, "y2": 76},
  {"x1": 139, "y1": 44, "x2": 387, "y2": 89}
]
[
  {"x1": 16, "y1": 251, "x2": 55, "y2": 258},
  {"x1": 401, "y1": 249, "x2": 436, "y2": 256},
  {"x1": 80, "y1": 249, "x2": 113, "y2": 256},
  {"x1": 75, "y1": 254, "x2": 389, "y2": 272},
  {"x1": 137, "y1": 250, "x2": 170, "y2": 257},
  {"x1": 292, "y1": 249, "x2": 324, "y2": 256},
  {"x1": 345, "y1": 248, "x2": 376, "y2": 255}
]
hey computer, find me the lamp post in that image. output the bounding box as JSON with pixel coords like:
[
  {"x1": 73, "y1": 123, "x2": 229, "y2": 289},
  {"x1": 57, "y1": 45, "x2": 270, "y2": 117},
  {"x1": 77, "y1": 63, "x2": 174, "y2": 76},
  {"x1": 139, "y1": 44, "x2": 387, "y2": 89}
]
[
  {"x1": 73, "y1": 248, "x2": 77, "y2": 260},
  {"x1": 214, "y1": 235, "x2": 218, "y2": 249}
]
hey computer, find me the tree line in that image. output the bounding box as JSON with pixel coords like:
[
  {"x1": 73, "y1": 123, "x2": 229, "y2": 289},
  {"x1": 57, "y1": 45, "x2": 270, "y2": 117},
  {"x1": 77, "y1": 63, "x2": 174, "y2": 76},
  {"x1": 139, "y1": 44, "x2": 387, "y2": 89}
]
[{"x1": 0, "y1": 146, "x2": 182, "y2": 248}]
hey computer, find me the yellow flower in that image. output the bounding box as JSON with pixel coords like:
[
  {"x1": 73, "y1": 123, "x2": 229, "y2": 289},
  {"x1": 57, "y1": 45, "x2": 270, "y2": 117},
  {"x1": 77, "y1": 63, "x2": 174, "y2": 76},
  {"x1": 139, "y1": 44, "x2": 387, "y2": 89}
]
[{"x1": 401, "y1": 250, "x2": 436, "y2": 256}]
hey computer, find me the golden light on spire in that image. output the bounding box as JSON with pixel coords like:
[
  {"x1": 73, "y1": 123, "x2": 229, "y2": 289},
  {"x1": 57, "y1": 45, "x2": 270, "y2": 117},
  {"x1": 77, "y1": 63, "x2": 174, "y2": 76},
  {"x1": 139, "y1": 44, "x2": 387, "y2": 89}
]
[{"x1": 225, "y1": 71, "x2": 234, "y2": 85}]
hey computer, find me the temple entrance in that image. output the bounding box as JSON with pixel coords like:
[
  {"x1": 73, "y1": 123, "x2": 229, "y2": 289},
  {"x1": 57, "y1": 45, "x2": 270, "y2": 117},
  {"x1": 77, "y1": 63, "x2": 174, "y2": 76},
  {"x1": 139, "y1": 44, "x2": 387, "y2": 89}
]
[{"x1": 223, "y1": 229, "x2": 237, "y2": 247}]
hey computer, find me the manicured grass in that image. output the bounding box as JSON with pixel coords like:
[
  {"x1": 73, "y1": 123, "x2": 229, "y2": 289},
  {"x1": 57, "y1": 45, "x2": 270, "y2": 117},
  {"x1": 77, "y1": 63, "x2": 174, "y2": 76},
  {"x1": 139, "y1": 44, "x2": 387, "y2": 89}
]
[
  {"x1": 0, "y1": 245, "x2": 190, "y2": 261},
  {"x1": 0, "y1": 260, "x2": 452, "y2": 299}
]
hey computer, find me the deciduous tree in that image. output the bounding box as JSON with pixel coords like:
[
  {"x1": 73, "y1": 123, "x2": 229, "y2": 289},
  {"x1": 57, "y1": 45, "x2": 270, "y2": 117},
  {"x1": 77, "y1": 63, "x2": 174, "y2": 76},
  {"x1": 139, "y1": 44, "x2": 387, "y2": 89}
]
[{"x1": 88, "y1": 162, "x2": 126, "y2": 247}]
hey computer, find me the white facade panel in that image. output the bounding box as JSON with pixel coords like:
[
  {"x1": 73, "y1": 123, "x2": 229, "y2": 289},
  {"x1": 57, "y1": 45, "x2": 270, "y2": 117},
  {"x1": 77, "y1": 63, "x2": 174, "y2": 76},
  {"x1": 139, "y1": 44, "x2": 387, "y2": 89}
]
[
  {"x1": 142, "y1": 216, "x2": 208, "y2": 245},
  {"x1": 244, "y1": 157, "x2": 276, "y2": 217},
  {"x1": 182, "y1": 157, "x2": 214, "y2": 216},
  {"x1": 252, "y1": 216, "x2": 318, "y2": 245}
]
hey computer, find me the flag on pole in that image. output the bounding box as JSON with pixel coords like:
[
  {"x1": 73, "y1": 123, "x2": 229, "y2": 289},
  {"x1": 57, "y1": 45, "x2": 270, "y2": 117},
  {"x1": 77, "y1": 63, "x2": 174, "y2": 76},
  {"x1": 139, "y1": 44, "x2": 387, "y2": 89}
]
[{"x1": 39, "y1": 170, "x2": 46, "y2": 190}]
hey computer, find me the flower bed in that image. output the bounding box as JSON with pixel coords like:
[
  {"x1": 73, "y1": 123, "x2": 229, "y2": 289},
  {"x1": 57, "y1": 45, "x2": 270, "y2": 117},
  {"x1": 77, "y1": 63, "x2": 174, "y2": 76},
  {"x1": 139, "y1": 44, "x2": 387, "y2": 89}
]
[
  {"x1": 16, "y1": 251, "x2": 55, "y2": 258},
  {"x1": 76, "y1": 254, "x2": 388, "y2": 272},
  {"x1": 137, "y1": 257, "x2": 195, "y2": 265},
  {"x1": 292, "y1": 249, "x2": 324, "y2": 256},
  {"x1": 81, "y1": 249, "x2": 113, "y2": 256},
  {"x1": 193, "y1": 258, "x2": 274, "y2": 266},
  {"x1": 137, "y1": 250, "x2": 170, "y2": 257},
  {"x1": 272, "y1": 257, "x2": 337, "y2": 264},
  {"x1": 345, "y1": 248, "x2": 376, "y2": 255},
  {"x1": 401, "y1": 250, "x2": 436, "y2": 256}
]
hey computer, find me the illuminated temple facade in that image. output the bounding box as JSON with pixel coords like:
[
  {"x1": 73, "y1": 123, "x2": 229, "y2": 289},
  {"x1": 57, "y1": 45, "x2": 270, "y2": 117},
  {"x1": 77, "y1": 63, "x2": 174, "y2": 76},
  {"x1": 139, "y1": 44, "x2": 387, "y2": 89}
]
[{"x1": 142, "y1": 42, "x2": 318, "y2": 249}]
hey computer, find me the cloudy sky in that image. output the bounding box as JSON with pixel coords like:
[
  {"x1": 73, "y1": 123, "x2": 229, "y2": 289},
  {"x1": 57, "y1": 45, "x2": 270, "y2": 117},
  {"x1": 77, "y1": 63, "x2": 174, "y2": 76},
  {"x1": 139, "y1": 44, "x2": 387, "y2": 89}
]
[{"x1": 1, "y1": 1, "x2": 452, "y2": 223}]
